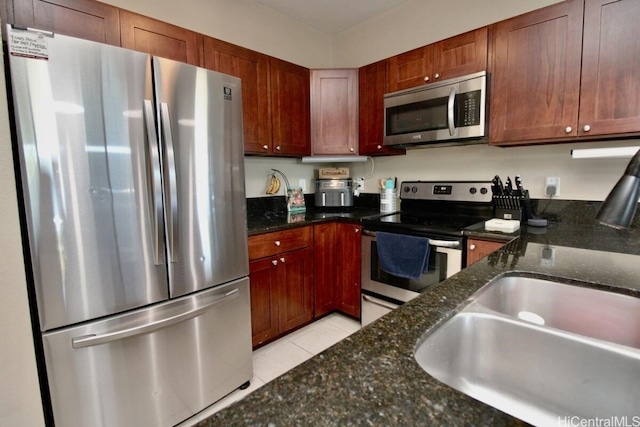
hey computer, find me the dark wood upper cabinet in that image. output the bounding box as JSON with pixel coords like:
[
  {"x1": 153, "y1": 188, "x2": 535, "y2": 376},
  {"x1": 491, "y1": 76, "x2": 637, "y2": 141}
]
[
  {"x1": 432, "y1": 27, "x2": 488, "y2": 82},
  {"x1": 490, "y1": 0, "x2": 584, "y2": 144},
  {"x1": 578, "y1": 0, "x2": 640, "y2": 137},
  {"x1": 269, "y1": 57, "x2": 311, "y2": 157},
  {"x1": 120, "y1": 10, "x2": 202, "y2": 66},
  {"x1": 358, "y1": 60, "x2": 405, "y2": 156},
  {"x1": 203, "y1": 37, "x2": 272, "y2": 154},
  {"x1": 386, "y1": 27, "x2": 488, "y2": 92},
  {"x1": 13, "y1": 0, "x2": 120, "y2": 45},
  {"x1": 310, "y1": 68, "x2": 359, "y2": 156}
]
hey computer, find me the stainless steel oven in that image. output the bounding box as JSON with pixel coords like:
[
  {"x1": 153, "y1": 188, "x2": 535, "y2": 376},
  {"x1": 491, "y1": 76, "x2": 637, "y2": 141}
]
[
  {"x1": 360, "y1": 181, "x2": 493, "y2": 326},
  {"x1": 360, "y1": 231, "x2": 462, "y2": 326}
]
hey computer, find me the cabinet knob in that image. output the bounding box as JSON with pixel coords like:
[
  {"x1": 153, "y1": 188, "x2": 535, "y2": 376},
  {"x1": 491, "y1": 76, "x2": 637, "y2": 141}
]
[
  {"x1": 280, "y1": 257, "x2": 285, "y2": 263},
  {"x1": 583, "y1": 124, "x2": 591, "y2": 132},
  {"x1": 565, "y1": 126, "x2": 572, "y2": 134},
  {"x1": 274, "y1": 240, "x2": 281, "y2": 247},
  {"x1": 377, "y1": 145, "x2": 382, "y2": 150},
  {"x1": 469, "y1": 244, "x2": 476, "y2": 250},
  {"x1": 434, "y1": 73, "x2": 440, "y2": 79},
  {"x1": 275, "y1": 145, "x2": 281, "y2": 151},
  {"x1": 349, "y1": 147, "x2": 355, "y2": 152},
  {"x1": 272, "y1": 260, "x2": 278, "y2": 265},
  {"x1": 354, "y1": 228, "x2": 360, "y2": 233},
  {"x1": 424, "y1": 76, "x2": 430, "y2": 82},
  {"x1": 262, "y1": 144, "x2": 268, "y2": 150}
]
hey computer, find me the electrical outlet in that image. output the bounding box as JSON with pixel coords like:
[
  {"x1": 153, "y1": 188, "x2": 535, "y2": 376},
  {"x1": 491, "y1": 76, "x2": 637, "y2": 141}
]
[
  {"x1": 298, "y1": 179, "x2": 306, "y2": 192},
  {"x1": 354, "y1": 178, "x2": 364, "y2": 197},
  {"x1": 545, "y1": 176, "x2": 560, "y2": 196}
]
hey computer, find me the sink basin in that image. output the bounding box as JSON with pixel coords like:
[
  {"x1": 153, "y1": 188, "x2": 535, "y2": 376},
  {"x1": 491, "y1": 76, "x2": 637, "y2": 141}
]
[
  {"x1": 474, "y1": 275, "x2": 640, "y2": 348},
  {"x1": 414, "y1": 275, "x2": 640, "y2": 426}
]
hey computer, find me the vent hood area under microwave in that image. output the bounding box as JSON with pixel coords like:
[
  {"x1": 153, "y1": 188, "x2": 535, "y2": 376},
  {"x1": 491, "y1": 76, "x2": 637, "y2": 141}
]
[{"x1": 383, "y1": 71, "x2": 488, "y2": 149}]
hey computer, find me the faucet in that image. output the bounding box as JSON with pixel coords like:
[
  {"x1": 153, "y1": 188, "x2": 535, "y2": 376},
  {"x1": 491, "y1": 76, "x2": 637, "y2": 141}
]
[{"x1": 596, "y1": 148, "x2": 640, "y2": 229}]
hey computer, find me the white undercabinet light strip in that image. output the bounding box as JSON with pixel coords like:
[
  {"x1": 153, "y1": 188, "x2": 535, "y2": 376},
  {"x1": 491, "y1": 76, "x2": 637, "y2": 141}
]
[
  {"x1": 301, "y1": 155, "x2": 369, "y2": 163},
  {"x1": 571, "y1": 146, "x2": 640, "y2": 159}
]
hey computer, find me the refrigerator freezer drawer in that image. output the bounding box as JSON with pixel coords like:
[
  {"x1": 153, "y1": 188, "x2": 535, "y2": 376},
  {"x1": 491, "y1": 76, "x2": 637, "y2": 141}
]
[{"x1": 42, "y1": 278, "x2": 252, "y2": 427}]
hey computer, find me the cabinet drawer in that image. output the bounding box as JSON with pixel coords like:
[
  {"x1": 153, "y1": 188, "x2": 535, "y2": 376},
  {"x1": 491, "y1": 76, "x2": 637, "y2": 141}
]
[{"x1": 248, "y1": 226, "x2": 312, "y2": 260}]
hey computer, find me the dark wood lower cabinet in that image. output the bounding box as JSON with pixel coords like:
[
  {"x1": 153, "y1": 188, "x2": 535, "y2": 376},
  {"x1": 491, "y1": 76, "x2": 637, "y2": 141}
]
[
  {"x1": 313, "y1": 222, "x2": 362, "y2": 319},
  {"x1": 249, "y1": 247, "x2": 313, "y2": 348},
  {"x1": 466, "y1": 238, "x2": 505, "y2": 266},
  {"x1": 313, "y1": 222, "x2": 337, "y2": 317},
  {"x1": 248, "y1": 257, "x2": 279, "y2": 347}
]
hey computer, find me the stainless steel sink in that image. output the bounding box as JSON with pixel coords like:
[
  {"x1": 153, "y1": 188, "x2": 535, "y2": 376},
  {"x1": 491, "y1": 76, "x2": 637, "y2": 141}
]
[
  {"x1": 414, "y1": 275, "x2": 640, "y2": 426},
  {"x1": 474, "y1": 275, "x2": 640, "y2": 348}
]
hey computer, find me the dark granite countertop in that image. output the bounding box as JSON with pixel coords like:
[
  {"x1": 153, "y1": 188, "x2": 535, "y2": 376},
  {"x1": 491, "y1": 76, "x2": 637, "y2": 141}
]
[
  {"x1": 247, "y1": 207, "x2": 384, "y2": 236},
  {"x1": 202, "y1": 211, "x2": 640, "y2": 426}
]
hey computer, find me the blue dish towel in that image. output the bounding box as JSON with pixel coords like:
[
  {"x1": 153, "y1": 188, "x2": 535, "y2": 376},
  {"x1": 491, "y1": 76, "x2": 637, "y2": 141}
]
[{"x1": 376, "y1": 232, "x2": 431, "y2": 280}]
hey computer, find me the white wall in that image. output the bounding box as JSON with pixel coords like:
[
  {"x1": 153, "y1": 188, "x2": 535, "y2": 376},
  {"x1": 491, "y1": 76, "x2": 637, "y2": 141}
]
[
  {"x1": 348, "y1": 140, "x2": 640, "y2": 201},
  {"x1": 101, "y1": 0, "x2": 332, "y2": 68},
  {"x1": 0, "y1": 33, "x2": 45, "y2": 426}
]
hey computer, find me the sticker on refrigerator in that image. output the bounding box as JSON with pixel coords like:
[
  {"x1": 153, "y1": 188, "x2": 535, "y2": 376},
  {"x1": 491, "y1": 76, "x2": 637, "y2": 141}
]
[
  {"x1": 8, "y1": 29, "x2": 52, "y2": 60},
  {"x1": 223, "y1": 87, "x2": 232, "y2": 101}
]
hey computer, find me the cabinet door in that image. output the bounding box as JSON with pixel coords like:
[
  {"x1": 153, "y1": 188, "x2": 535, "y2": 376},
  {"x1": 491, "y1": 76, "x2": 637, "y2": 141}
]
[
  {"x1": 203, "y1": 37, "x2": 272, "y2": 154},
  {"x1": 467, "y1": 239, "x2": 505, "y2": 266},
  {"x1": 335, "y1": 224, "x2": 361, "y2": 318},
  {"x1": 579, "y1": 0, "x2": 640, "y2": 137},
  {"x1": 386, "y1": 45, "x2": 433, "y2": 92},
  {"x1": 310, "y1": 69, "x2": 359, "y2": 155},
  {"x1": 120, "y1": 10, "x2": 201, "y2": 66},
  {"x1": 358, "y1": 61, "x2": 405, "y2": 156},
  {"x1": 432, "y1": 27, "x2": 488, "y2": 82},
  {"x1": 313, "y1": 222, "x2": 337, "y2": 317},
  {"x1": 269, "y1": 57, "x2": 311, "y2": 156},
  {"x1": 277, "y1": 247, "x2": 314, "y2": 332},
  {"x1": 14, "y1": 0, "x2": 120, "y2": 45},
  {"x1": 490, "y1": 0, "x2": 584, "y2": 145},
  {"x1": 249, "y1": 258, "x2": 279, "y2": 347}
]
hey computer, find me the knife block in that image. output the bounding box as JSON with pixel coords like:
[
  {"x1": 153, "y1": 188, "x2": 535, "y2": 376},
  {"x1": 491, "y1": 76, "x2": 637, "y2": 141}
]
[{"x1": 493, "y1": 191, "x2": 532, "y2": 223}]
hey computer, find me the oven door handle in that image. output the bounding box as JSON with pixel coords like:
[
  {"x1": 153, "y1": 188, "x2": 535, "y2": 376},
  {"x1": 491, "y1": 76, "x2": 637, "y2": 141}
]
[
  {"x1": 362, "y1": 230, "x2": 460, "y2": 248},
  {"x1": 428, "y1": 239, "x2": 460, "y2": 248},
  {"x1": 362, "y1": 294, "x2": 399, "y2": 311}
]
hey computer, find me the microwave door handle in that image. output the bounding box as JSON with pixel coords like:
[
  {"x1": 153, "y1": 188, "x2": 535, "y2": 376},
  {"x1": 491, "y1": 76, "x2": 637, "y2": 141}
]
[{"x1": 447, "y1": 86, "x2": 458, "y2": 136}]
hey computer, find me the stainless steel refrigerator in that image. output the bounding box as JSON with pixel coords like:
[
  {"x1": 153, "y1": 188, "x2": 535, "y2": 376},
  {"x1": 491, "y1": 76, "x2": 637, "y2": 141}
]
[{"x1": 7, "y1": 26, "x2": 252, "y2": 426}]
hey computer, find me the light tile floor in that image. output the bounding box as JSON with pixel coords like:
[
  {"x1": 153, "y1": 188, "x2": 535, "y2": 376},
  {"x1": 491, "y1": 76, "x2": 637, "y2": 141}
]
[{"x1": 178, "y1": 313, "x2": 361, "y2": 426}]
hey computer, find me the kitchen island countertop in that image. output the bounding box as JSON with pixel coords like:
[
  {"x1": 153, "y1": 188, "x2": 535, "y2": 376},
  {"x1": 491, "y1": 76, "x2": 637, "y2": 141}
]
[{"x1": 201, "y1": 220, "x2": 640, "y2": 426}]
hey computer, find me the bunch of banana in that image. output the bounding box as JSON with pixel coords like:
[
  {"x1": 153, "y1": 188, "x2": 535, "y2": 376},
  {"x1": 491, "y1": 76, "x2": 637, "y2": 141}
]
[{"x1": 266, "y1": 174, "x2": 281, "y2": 194}]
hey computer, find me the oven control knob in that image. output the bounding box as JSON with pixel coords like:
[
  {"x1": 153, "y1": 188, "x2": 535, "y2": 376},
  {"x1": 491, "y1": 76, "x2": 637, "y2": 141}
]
[
  {"x1": 469, "y1": 187, "x2": 477, "y2": 194},
  {"x1": 480, "y1": 187, "x2": 488, "y2": 195},
  {"x1": 403, "y1": 186, "x2": 411, "y2": 193},
  {"x1": 411, "y1": 186, "x2": 418, "y2": 193}
]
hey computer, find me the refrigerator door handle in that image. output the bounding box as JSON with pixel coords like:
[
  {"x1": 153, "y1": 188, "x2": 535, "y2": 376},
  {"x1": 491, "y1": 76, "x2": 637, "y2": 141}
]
[
  {"x1": 143, "y1": 99, "x2": 164, "y2": 265},
  {"x1": 160, "y1": 102, "x2": 179, "y2": 263},
  {"x1": 71, "y1": 288, "x2": 240, "y2": 349}
]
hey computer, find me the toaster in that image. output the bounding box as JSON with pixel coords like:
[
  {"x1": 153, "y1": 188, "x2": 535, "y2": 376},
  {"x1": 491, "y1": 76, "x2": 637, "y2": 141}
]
[{"x1": 315, "y1": 178, "x2": 354, "y2": 208}]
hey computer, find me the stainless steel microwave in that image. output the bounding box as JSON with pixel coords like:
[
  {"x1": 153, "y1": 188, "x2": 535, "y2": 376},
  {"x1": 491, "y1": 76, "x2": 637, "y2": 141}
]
[{"x1": 383, "y1": 71, "x2": 487, "y2": 148}]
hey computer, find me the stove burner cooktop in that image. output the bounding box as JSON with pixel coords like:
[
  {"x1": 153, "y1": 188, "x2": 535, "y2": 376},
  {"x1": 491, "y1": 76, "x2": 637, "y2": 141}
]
[{"x1": 363, "y1": 181, "x2": 494, "y2": 237}]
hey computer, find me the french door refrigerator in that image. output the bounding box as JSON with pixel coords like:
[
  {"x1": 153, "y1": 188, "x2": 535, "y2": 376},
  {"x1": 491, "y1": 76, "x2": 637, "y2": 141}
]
[{"x1": 7, "y1": 26, "x2": 252, "y2": 426}]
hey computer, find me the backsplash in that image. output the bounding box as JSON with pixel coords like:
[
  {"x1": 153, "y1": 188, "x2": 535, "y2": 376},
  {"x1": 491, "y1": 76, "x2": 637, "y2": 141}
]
[
  {"x1": 247, "y1": 194, "x2": 640, "y2": 228},
  {"x1": 247, "y1": 193, "x2": 380, "y2": 217}
]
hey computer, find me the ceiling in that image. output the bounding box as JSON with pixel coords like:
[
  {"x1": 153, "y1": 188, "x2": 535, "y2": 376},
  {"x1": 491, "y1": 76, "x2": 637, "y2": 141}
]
[{"x1": 252, "y1": 0, "x2": 413, "y2": 34}]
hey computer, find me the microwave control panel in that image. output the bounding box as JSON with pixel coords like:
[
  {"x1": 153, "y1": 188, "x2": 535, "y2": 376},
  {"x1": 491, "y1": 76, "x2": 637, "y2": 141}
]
[{"x1": 456, "y1": 90, "x2": 481, "y2": 127}]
